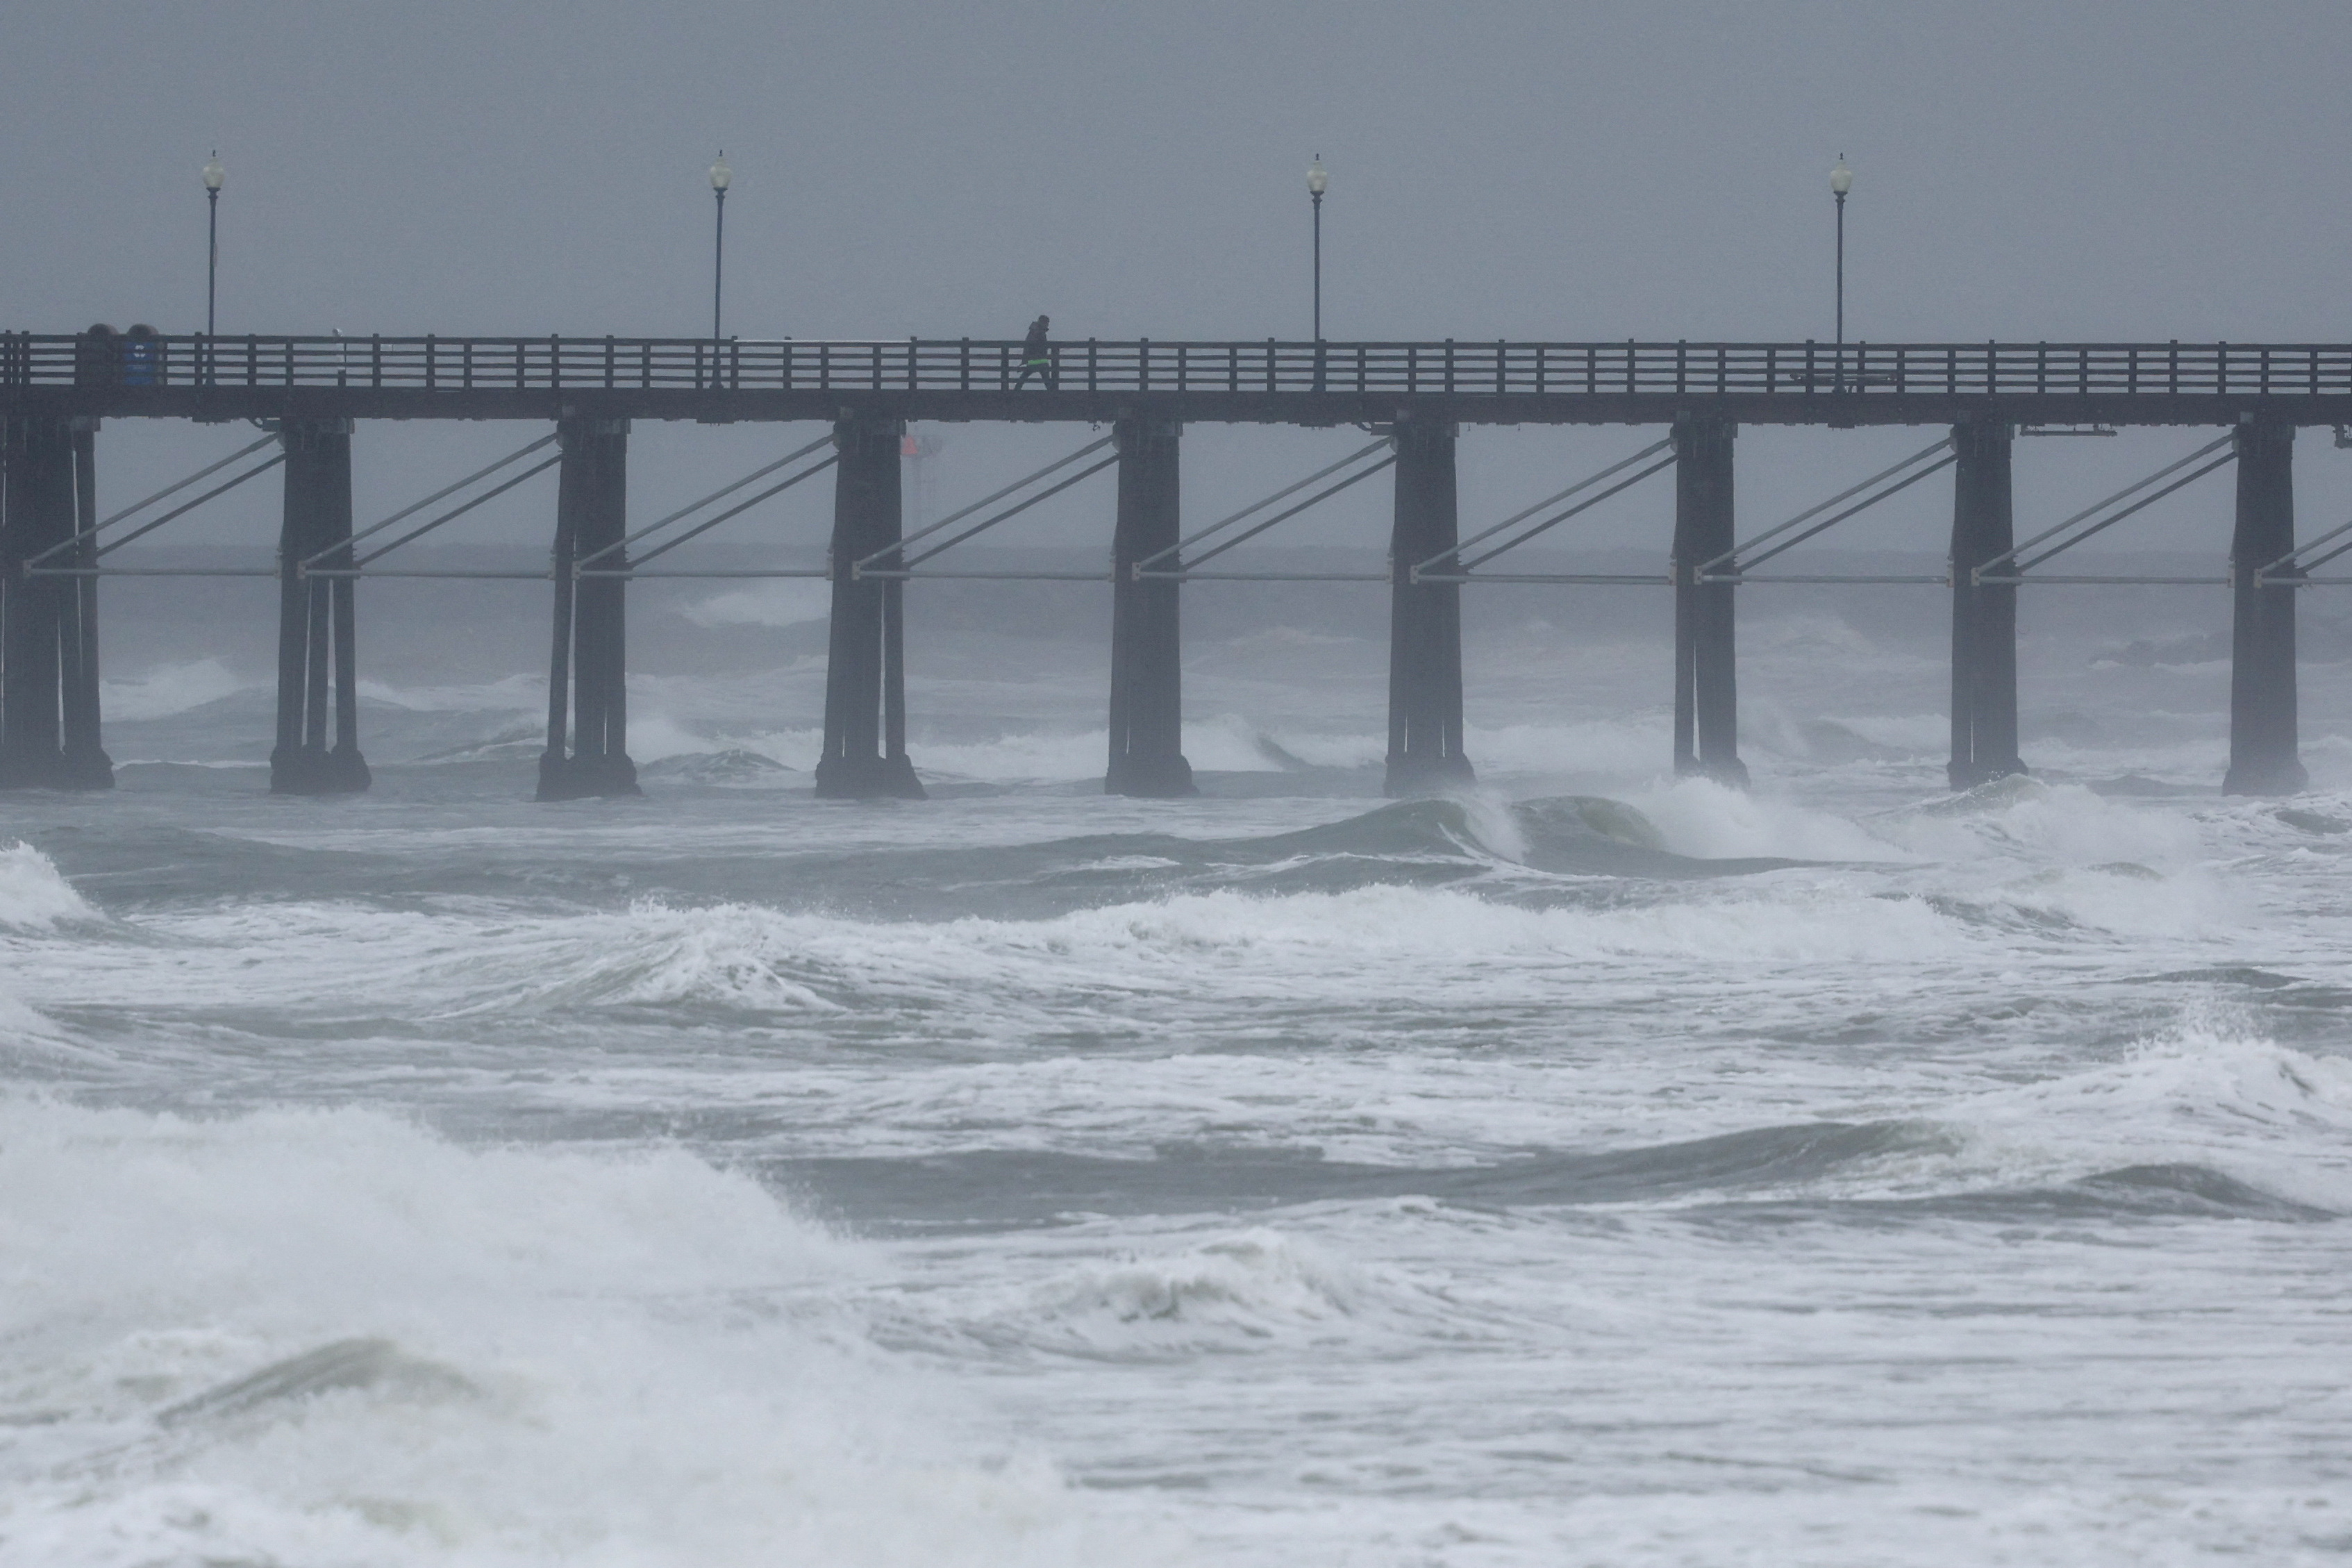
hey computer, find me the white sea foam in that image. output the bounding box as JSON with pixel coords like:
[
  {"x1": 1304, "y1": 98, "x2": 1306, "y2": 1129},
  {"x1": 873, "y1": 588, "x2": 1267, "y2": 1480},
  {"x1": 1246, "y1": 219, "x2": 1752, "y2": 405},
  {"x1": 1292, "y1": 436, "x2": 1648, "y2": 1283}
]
[
  {"x1": 9, "y1": 882, "x2": 1986, "y2": 1037},
  {"x1": 1628, "y1": 774, "x2": 1913, "y2": 861},
  {"x1": 1007, "y1": 1229, "x2": 1369, "y2": 1356},
  {"x1": 0, "y1": 1099, "x2": 1181, "y2": 1568},
  {"x1": 1916, "y1": 1021, "x2": 2352, "y2": 1212},
  {"x1": 11, "y1": 575, "x2": 2352, "y2": 1567},
  {"x1": 99, "y1": 658, "x2": 253, "y2": 722},
  {"x1": 679, "y1": 578, "x2": 831, "y2": 628},
  {"x1": 355, "y1": 672, "x2": 546, "y2": 714},
  {"x1": 0, "y1": 843, "x2": 94, "y2": 929}
]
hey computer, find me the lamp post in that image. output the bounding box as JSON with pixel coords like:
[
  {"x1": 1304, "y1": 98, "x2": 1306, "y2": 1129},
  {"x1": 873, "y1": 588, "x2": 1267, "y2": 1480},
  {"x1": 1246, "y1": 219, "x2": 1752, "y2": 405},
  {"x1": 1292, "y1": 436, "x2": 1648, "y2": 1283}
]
[
  {"x1": 1830, "y1": 156, "x2": 1853, "y2": 349},
  {"x1": 202, "y1": 151, "x2": 224, "y2": 336},
  {"x1": 1308, "y1": 156, "x2": 1329, "y2": 341},
  {"x1": 708, "y1": 152, "x2": 731, "y2": 343}
]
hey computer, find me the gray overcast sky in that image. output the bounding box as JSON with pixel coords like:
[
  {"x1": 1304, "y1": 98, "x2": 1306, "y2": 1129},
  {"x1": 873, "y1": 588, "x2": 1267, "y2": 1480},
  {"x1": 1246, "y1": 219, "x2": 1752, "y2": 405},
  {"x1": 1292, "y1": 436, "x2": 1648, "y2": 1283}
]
[{"x1": 3, "y1": 1, "x2": 2348, "y2": 553}]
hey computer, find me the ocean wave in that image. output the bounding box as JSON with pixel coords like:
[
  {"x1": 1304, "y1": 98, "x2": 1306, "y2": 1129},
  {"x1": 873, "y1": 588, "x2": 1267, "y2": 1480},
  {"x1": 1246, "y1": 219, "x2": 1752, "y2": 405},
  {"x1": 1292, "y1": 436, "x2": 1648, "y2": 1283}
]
[
  {"x1": 0, "y1": 1098, "x2": 1178, "y2": 1568},
  {"x1": 1016, "y1": 1229, "x2": 1366, "y2": 1355},
  {"x1": 99, "y1": 658, "x2": 253, "y2": 722},
  {"x1": 0, "y1": 842, "x2": 96, "y2": 929},
  {"x1": 0, "y1": 868, "x2": 1991, "y2": 1033}
]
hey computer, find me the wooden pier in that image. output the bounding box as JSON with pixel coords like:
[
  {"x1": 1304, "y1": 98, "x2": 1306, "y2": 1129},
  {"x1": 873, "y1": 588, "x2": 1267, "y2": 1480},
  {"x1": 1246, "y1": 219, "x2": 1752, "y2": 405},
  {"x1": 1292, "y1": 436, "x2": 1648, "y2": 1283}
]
[{"x1": 3, "y1": 331, "x2": 2343, "y2": 798}]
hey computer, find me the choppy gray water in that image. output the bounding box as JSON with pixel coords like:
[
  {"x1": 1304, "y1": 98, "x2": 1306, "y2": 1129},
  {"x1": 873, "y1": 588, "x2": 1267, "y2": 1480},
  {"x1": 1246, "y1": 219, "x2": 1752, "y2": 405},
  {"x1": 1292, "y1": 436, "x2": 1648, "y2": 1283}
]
[{"x1": 3, "y1": 567, "x2": 2351, "y2": 1566}]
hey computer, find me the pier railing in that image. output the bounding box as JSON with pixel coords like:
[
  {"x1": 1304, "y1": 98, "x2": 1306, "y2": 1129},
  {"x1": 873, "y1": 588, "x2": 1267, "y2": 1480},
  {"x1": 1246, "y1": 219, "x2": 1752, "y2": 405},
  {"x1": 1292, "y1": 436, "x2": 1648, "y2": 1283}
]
[{"x1": 6, "y1": 333, "x2": 2351, "y2": 400}]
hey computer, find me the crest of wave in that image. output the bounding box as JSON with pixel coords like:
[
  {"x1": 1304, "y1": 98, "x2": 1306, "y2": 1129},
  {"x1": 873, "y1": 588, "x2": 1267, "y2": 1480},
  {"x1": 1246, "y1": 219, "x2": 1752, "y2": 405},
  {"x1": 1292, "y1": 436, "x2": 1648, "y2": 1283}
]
[
  {"x1": 98, "y1": 657, "x2": 251, "y2": 722},
  {"x1": 113, "y1": 878, "x2": 1981, "y2": 1029},
  {"x1": 0, "y1": 842, "x2": 94, "y2": 930},
  {"x1": 0, "y1": 1099, "x2": 1183, "y2": 1568},
  {"x1": 1828, "y1": 1009, "x2": 2352, "y2": 1212},
  {"x1": 893, "y1": 1227, "x2": 1437, "y2": 1365}
]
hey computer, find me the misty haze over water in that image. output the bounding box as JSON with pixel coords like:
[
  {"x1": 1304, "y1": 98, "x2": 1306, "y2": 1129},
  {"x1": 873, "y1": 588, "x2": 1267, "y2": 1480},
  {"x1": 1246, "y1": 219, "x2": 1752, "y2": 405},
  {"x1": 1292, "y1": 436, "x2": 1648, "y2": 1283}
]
[{"x1": 7, "y1": 4, "x2": 2352, "y2": 1565}]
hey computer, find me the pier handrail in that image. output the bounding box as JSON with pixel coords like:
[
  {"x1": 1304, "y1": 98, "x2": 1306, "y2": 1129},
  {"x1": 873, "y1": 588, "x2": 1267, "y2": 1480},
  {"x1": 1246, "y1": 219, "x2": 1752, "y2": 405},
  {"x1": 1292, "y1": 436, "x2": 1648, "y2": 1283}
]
[{"x1": 10, "y1": 332, "x2": 2351, "y2": 403}]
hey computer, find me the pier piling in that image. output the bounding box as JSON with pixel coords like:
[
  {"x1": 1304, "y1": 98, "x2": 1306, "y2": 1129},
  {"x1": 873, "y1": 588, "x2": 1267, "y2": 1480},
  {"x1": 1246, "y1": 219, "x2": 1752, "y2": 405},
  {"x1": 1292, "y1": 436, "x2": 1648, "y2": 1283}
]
[
  {"x1": 1672, "y1": 416, "x2": 1746, "y2": 786},
  {"x1": 817, "y1": 411, "x2": 924, "y2": 799},
  {"x1": 1, "y1": 414, "x2": 111, "y2": 788},
  {"x1": 2224, "y1": 417, "x2": 2305, "y2": 794},
  {"x1": 59, "y1": 419, "x2": 110, "y2": 787},
  {"x1": 1107, "y1": 418, "x2": 1194, "y2": 796},
  {"x1": 1385, "y1": 418, "x2": 1474, "y2": 796},
  {"x1": 1948, "y1": 420, "x2": 2025, "y2": 790},
  {"x1": 538, "y1": 416, "x2": 639, "y2": 800},
  {"x1": 271, "y1": 419, "x2": 369, "y2": 794}
]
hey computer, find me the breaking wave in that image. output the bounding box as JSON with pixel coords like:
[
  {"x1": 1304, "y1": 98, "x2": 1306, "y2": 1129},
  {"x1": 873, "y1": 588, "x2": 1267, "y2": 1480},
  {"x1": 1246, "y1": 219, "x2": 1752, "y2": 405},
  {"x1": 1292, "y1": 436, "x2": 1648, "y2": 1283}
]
[{"x1": 0, "y1": 1097, "x2": 1178, "y2": 1567}]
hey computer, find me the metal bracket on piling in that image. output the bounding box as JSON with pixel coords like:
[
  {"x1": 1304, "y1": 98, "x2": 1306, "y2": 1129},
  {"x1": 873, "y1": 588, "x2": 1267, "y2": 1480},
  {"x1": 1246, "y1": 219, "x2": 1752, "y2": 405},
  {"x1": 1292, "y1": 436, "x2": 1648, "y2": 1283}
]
[
  {"x1": 298, "y1": 431, "x2": 562, "y2": 578},
  {"x1": 1131, "y1": 437, "x2": 1395, "y2": 583},
  {"x1": 1410, "y1": 437, "x2": 1676, "y2": 585},
  {"x1": 22, "y1": 432, "x2": 283, "y2": 578},
  {"x1": 849, "y1": 435, "x2": 1116, "y2": 581},
  {"x1": 1695, "y1": 435, "x2": 1956, "y2": 585},
  {"x1": 575, "y1": 435, "x2": 837, "y2": 580},
  {"x1": 1974, "y1": 433, "x2": 2237, "y2": 586}
]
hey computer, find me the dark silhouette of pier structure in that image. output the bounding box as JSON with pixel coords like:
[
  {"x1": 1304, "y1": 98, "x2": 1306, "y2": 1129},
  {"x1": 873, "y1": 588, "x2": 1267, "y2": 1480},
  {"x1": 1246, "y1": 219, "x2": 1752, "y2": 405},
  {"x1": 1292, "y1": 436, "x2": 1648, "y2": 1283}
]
[{"x1": 3, "y1": 331, "x2": 2347, "y2": 799}]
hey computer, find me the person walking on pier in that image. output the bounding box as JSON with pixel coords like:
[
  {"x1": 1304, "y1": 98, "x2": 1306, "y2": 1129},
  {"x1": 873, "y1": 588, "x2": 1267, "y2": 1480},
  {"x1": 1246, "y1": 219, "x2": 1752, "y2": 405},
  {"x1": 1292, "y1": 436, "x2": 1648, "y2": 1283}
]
[{"x1": 1015, "y1": 314, "x2": 1056, "y2": 389}]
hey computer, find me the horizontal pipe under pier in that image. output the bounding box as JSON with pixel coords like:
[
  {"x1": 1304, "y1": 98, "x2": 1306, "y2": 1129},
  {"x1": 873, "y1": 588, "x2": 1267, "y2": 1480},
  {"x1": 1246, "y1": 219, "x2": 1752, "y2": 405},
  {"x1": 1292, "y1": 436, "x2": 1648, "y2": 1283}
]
[
  {"x1": 1415, "y1": 573, "x2": 1667, "y2": 585},
  {"x1": 1699, "y1": 574, "x2": 1951, "y2": 585},
  {"x1": 581, "y1": 568, "x2": 828, "y2": 579},
  {"x1": 309, "y1": 568, "x2": 555, "y2": 580},
  {"x1": 28, "y1": 566, "x2": 276, "y2": 577},
  {"x1": 1137, "y1": 570, "x2": 1391, "y2": 582},
  {"x1": 1974, "y1": 574, "x2": 2230, "y2": 585},
  {"x1": 856, "y1": 569, "x2": 1112, "y2": 581}
]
